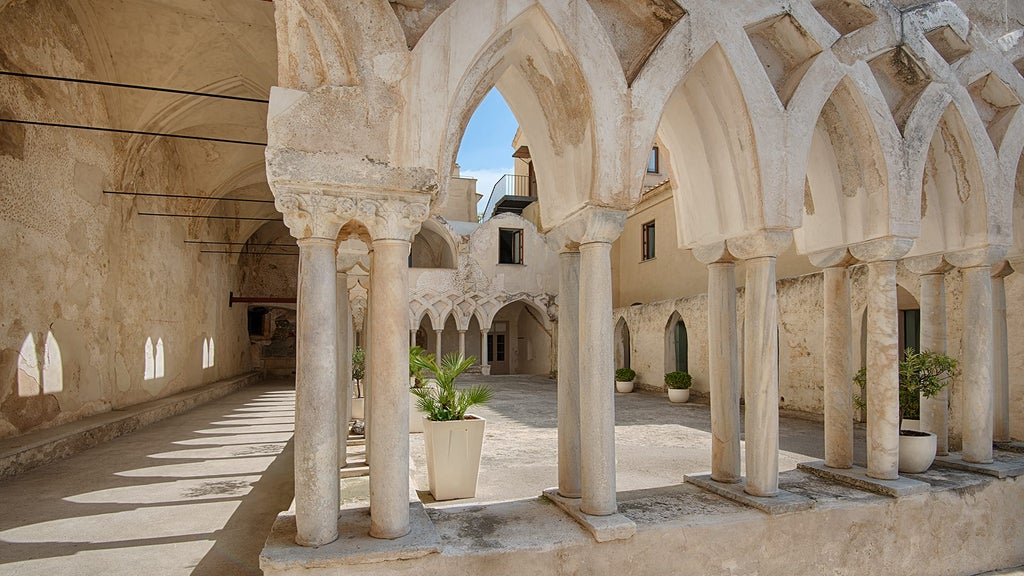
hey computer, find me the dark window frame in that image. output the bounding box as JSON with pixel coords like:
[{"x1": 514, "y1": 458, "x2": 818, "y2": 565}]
[
  {"x1": 641, "y1": 220, "x2": 656, "y2": 261},
  {"x1": 498, "y1": 228, "x2": 524, "y2": 265},
  {"x1": 647, "y1": 147, "x2": 660, "y2": 173}
]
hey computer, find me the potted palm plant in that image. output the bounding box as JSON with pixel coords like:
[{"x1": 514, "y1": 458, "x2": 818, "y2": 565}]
[
  {"x1": 351, "y1": 347, "x2": 366, "y2": 420},
  {"x1": 408, "y1": 346, "x2": 434, "y2": 434},
  {"x1": 615, "y1": 367, "x2": 636, "y2": 393},
  {"x1": 664, "y1": 371, "x2": 692, "y2": 403},
  {"x1": 412, "y1": 353, "x2": 493, "y2": 500},
  {"x1": 853, "y1": 349, "x2": 959, "y2": 473}
]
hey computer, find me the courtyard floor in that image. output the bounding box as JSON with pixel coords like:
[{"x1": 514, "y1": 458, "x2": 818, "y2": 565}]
[{"x1": 0, "y1": 375, "x2": 1020, "y2": 575}]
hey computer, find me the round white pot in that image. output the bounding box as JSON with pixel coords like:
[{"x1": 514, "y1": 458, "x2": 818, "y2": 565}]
[
  {"x1": 667, "y1": 388, "x2": 690, "y2": 403},
  {"x1": 615, "y1": 380, "x2": 634, "y2": 393},
  {"x1": 898, "y1": 430, "x2": 937, "y2": 473},
  {"x1": 422, "y1": 415, "x2": 485, "y2": 500}
]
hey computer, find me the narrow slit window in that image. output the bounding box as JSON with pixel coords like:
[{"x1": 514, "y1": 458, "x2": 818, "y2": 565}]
[
  {"x1": 641, "y1": 221, "x2": 656, "y2": 261},
  {"x1": 648, "y1": 147, "x2": 659, "y2": 173}
]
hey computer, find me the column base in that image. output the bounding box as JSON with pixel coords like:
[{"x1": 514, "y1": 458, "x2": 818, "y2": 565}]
[
  {"x1": 542, "y1": 489, "x2": 636, "y2": 542},
  {"x1": 480, "y1": 366, "x2": 491, "y2": 376},
  {"x1": 932, "y1": 452, "x2": 1024, "y2": 479},
  {"x1": 685, "y1": 474, "x2": 813, "y2": 514},
  {"x1": 797, "y1": 461, "x2": 928, "y2": 497}
]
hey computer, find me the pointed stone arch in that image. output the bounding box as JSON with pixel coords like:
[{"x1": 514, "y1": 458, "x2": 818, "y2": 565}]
[{"x1": 664, "y1": 311, "x2": 689, "y2": 374}]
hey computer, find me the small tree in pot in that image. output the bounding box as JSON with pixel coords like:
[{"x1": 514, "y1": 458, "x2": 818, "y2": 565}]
[
  {"x1": 412, "y1": 353, "x2": 493, "y2": 500},
  {"x1": 664, "y1": 371, "x2": 692, "y2": 403},
  {"x1": 615, "y1": 367, "x2": 636, "y2": 393},
  {"x1": 853, "y1": 349, "x2": 959, "y2": 473}
]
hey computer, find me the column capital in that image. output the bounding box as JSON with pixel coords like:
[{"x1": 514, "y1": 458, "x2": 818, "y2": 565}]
[
  {"x1": 991, "y1": 260, "x2": 1014, "y2": 279},
  {"x1": 726, "y1": 229, "x2": 792, "y2": 260},
  {"x1": 848, "y1": 236, "x2": 914, "y2": 263},
  {"x1": 808, "y1": 247, "x2": 857, "y2": 269},
  {"x1": 547, "y1": 206, "x2": 626, "y2": 248},
  {"x1": 692, "y1": 241, "x2": 736, "y2": 265},
  {"x1": 903, "y1": 254, "x2": 953, "y2": 275},
  {"x1": 275, "y1": 188, "x2": 431, "y2": 243},
  {"x1": 945, "y1": 245, "x2": 1009, "y2": 269}
]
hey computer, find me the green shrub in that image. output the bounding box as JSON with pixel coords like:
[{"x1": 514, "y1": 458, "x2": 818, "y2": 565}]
[
  {"x1": 412, "y1": 353, "x2": 492, "y2": 421},
  {"x1": 615, "y1": 367, "x2": 636, "y2": 382},
  {"x1": 852, "y1": 349, "x2": 959, "y2": 430},
  {"x1": 664, "y1": 371, "x2": 692, "y2": 389}
]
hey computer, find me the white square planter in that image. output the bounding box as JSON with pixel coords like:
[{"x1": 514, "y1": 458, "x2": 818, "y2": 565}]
[
  {"x1": 351, "y1": 397, "x2": 364, "y2": 420},
  {"x1": 422, "y1": 415, "x2": 485, "y2": 500},
  {"x1": 409, "y1": 391, "x2": 424, "y2": 434}
]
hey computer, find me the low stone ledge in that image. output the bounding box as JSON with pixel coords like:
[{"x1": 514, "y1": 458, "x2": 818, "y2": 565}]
[
  {"x1": 0, "y1": 371, "x2": 261, "y2": 480},
  {"x1": 797, "y1": 461, "x2": 930, "y2": 497},
  {"x1": 542, "y1": 488, "x2": 637, "y2": 542},
  {"x1": 684, "y1": 474, "x2": 814, "y2": 514},
  {"x1": 260, "y1": 503, "x2": 441, "y2": 571},
  {"x1": 933, "y1": 452, "x2": 1024, "y2": 479}
]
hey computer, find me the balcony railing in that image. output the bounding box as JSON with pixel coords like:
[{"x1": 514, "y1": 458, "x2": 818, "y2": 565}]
[{"x1": 483, "y1": 174, "x2": 535, "y2": 220}]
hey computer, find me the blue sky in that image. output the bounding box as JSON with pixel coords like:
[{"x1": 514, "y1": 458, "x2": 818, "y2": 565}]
[{"x1": 456, "y1": 88, "x2": 519, "y2": 215}]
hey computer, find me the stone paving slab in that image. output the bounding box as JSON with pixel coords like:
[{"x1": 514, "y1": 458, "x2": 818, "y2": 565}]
[
  {"x1": 933, "y1": 451, "x2": 1024, "y2": 479},
  {"x1": 541, "y1": 488, "x2": 637, "y2": 542},
  {"x1": 684, "y1": 473, "x2": 815, "y2": 514},
  {"x1": 797, "y1": 460, "x2": 930, "y2": 497},
  {"x1": 0, "y1": 371, "x2": 262, "y2": 480},
  {"x1": 260, "y1": 503, "x2": 440, "y2": 570}
]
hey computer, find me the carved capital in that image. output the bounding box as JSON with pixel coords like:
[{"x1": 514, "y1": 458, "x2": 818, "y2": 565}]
[
  {"x1": 692, "y1": 241, "x2": 735, "y2": 265},
  {"x1": 355, "y1": 196, "x2": 430, "y2": 242},
  {"x1": 725, "y1": 229, "x2": 793, "y2": 260},
  {"x1": 903, "y1": 254, "x2": 952, "y2": 275},
  {"x1": 944, "y1": 245, "x2": 1009, "y2": 269},
  {"x1": 808, "y1": 248, "x2": 857, "y2": 269},
  {"x1": 276, "y1": 190, "x2": 348, "y2": 241},
  {"x1": 848, "y1": 236, "x2": 914, "y2": 262},
  {"x1": 548, "y1": 206, "x2": 626, "y2": 248},
  {"x1": 991, "y1": 260, "x2": 1014, "y2": 279}
]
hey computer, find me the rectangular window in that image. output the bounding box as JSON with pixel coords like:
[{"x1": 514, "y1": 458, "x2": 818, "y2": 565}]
[
  {"x1": 499, "y1": 228, "x2": 523, "y2": 264},
  {"x1": 647, "y1": 147, "x2": 659, "y2": 173},
  {"x1": 641, "y1": 221, "x2": 656, "y2": 261}
]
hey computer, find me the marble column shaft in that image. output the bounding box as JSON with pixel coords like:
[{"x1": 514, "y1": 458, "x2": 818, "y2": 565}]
[
  {"x1": 481, "y1": 331, "x2": 489, "y2": 368},
  {"x1": 919, "y1": 273, "x2": 949, "y2": 455},
  {"x1": 743, "y1": 256, "x2": 780, "y2": 496},
  {"x1": 992, "y1": 264, "x2": 1012, "y2": 443},
  {"x1": 368, "y1": 239, "x2": 411, "y2": 539},
  {"x1": 823, "y1": 266, "x2": 853, "y2": 469},
  {"x1": 708, "y1": 261, "x2": 741, "y2": 483},
  {"x1": 578, "y1": 240, "x2": 617, "y2": 516},
  {"x1": 337, "y1": 270, "x2": 351, "y2": 468},
  {"x1": 558, "y1": 250, "x2": 582, "y2": 498},
  {"x1": 294, "y1": 238, "x2": 340, "y2": 547},
  {"x1": 865, "y1": 260, "x2": 900, "y2": 480},
  {"x1": 458, "y1": 330, "x2": 467, "y2": 358},
  {"x1": 961, "y1": 265, "x2": 994, "y2": 464},
  {"x1": 435, "y1": 329, "x2": 443, "y2": 360}
]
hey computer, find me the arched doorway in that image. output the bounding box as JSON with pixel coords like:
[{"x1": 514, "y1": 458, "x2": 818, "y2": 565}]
[
  {"x1": 615, "y1": 317, "x2": 631, "y2": 370},
  {"x1": 664, "y1": 312, "x2": 688, "y2": 373},
  {"x1": 487, "y1": 300, "x2": 551, "y2": 375}
]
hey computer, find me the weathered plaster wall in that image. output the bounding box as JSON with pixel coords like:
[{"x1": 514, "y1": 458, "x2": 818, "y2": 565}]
[{"x1": 0, "y1": 3, "x2": 252, "y2": 440}]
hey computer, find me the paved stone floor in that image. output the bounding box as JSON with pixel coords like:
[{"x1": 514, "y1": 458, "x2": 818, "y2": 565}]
[
  {"x1": 1, "y1": 375, "x2": 1019, "y2": 575},
  {"x1": 0, "y1": 379, "x2": 296, "y2": 576}
]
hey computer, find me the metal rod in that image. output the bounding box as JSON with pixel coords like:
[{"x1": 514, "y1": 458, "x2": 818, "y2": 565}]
[
  {"x1": 0, "y1": 118, "x2": 267, "y2": 146},
  {"x1": 0, "y1": 70, "x2": 270, "y2": 103},
  {"x1": 105, "y1": 190, "x2": 275, "y2": 204},
  {"x1": 138, "y1": 212, "x2": 282, "y2": 221},
  {"x1": 201, "y1": 251, "x2": 298, "y2": 255},
  {"x1": 229, "y1": 291, "x2": 296, "y2": 308},
  {"x1": 186, "y1": 240, "x2": 295, "y2": 246}
]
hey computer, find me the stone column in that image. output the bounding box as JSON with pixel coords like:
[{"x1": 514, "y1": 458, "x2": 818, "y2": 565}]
[
  {"x1": 410, "y1": 329, "x2": 416, "y2": 347},
  {"x1": 434, "y1": 329, "x2": 443, "y2": 360},
  {"x1": 851, "y1": 239, "x2": 912, "y2": 481},
  {"x1": 907, "y1": 256, "x2": 950, "y2": 455},
  {"x1": 577, "y1": 209, "x2": 626, "y2": 516},
  {"x1": 480, "y1": 330, "x2": 490, "y2": 375},
  {"x1": 742, "y1": 255, "x2": 780, "y2": 496},
  {"x1": 695, "y1": 244, "x2": 741, "y2": 484},
  {"x1": 992, "y1": 261, "x2": 1013, "y2": 443},
  {"x1": 276, "y1": 193, "x2": 345, "y2": 548},
  {"x1": 337, "y1": 269, "x2": 351, "y2": 468},
  {"x1": 960, "y1": 264, "x2": 995, "y2": 464},
  {"x1": 557, "y1": 249, "x2": 582, "y2": 498},
  {"x1": 458, "y1": 330, "x2": 467, "y2": 358},
  {"x1": 811, "y1": 249, "x2": 857, "y2": 470}
]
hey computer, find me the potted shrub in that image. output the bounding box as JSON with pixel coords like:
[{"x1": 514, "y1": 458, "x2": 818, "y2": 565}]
[
  {"x1": 853, "y1": 349, "x2": 959, "y2": 473},
  {"x1": 408, "y1": 346, "x2": 435, "y2": 433},
  {"x1": 351, "y1": 347, "x2": 366, "y2": 420},
  {"x1": 664, "y1": 371, "x2": 692, "y2": 403},
  {"x1": 615, "y1": 367, "x2": 636, "y2": 393},
  {"x1": 412, "y1": 353, "x2": 493, "y2": 500}
]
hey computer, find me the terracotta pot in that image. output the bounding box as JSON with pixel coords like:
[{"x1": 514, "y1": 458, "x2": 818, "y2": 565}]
[
  {"x1": 668, "y1": 388, "x2": 690, "y2": 403},
  {"x1": 898, "y1": 430, "x2": 937, "y2": 473},
  {"x1": 422, "y1": 415, "x2": 485, "y2": 500},
  {"x1": 615, "y1": 380, "x2": 634, "y2": 393}
]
